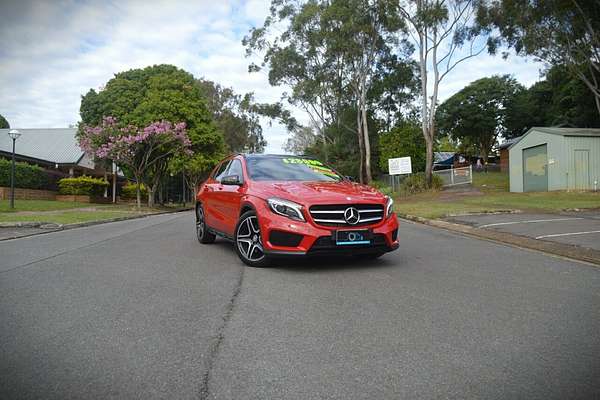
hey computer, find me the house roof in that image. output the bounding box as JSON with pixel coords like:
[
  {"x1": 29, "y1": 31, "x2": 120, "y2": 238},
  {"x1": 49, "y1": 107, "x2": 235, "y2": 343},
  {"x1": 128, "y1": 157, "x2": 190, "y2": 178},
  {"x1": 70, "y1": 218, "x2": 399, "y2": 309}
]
[
  {"x1": 498, "y1": 136, "x2": 521, "y2": 149},
  {"x1": 0, "y1": 128, "x2": 84, "y2": 164},
  {"x1": 508, "y1": 127, "x2": 600, "y2": 149}
]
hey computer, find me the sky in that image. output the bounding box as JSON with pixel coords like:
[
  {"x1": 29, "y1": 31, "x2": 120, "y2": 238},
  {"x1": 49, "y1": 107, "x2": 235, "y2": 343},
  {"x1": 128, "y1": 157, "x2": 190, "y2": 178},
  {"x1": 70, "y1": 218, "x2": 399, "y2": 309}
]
[{"x1": 0, "y1": 0, "x2": 546, "y2": 153}]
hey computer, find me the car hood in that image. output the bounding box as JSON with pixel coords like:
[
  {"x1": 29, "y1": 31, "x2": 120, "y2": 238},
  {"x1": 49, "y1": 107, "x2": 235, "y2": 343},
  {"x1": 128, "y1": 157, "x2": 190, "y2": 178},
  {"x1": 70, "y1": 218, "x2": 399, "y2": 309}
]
[{"x1": 250, "y1": 181, "x2": 386, "y2": 205}]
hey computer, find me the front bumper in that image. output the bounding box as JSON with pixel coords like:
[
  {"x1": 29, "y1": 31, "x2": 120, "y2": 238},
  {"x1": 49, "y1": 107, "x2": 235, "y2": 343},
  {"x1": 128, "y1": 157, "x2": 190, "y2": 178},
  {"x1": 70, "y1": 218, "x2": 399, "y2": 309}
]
[{"x1": 255, "y1": 200, "x2": 399, "y2": 257}]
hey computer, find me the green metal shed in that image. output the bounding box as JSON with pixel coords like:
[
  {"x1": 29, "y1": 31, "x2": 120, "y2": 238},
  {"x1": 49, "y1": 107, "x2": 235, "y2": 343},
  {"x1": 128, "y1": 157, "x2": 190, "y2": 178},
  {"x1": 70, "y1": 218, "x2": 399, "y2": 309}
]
[{"x1": 508, "y1": 127, "x2": 600, "y2": 192}]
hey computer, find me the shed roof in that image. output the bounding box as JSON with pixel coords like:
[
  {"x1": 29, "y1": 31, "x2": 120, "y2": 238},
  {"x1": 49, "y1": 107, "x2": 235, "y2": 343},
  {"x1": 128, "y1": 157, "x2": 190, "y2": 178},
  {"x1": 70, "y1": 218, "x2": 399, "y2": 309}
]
[
  {"x1": 508, "y1": 127, "x2": 600, "y2": 149},
  {"x1": 434, "y1": 152, "x2": 455, "y2": 164},
  {"x1": 0, "y1": 128, "x2": 83, "y2": 164}
]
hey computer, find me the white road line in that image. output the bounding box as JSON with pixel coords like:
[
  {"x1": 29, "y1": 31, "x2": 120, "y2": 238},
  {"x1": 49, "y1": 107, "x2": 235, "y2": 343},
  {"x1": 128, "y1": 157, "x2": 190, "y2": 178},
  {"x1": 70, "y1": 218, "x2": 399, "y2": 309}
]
[
  {"x1": 536, "y1": 230, "x2": 600, "y2": 239},
  {"x1": 479, "y1": 218, "x2": 584, "y2": 229}
]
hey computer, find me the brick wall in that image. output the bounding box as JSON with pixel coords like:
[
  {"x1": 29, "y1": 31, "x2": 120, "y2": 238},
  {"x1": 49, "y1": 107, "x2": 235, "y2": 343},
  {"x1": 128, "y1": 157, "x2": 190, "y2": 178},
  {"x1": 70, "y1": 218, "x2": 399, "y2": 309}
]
[{"x1": 0, "y1": 187, "x2": 57, "y2": 201}]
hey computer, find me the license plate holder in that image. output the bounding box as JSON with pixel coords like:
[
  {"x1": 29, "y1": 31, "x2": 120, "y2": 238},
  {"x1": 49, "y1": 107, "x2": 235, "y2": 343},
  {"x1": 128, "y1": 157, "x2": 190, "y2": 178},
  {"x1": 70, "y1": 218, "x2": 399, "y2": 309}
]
[{"x1": 335, "y1": 229, "x2": 371, "y2": 245}]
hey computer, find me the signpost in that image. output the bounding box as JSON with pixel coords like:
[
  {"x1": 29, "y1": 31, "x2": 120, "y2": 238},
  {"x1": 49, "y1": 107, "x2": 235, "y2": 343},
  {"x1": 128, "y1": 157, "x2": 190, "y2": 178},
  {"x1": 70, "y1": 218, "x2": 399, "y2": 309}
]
[{"x1": 388, "y1": 157, "x2": 412, "y2": 192}]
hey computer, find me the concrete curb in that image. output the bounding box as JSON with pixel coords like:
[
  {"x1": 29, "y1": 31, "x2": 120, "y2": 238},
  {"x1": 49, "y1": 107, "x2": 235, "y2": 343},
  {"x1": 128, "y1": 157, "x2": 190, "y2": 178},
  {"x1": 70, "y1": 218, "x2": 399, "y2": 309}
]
[
  {"x1": 398, "y1": 213, "x2": 600, "y2": 267},
  {"x1": 0, "y1": 207, "x2": 193, "y2": 241}
]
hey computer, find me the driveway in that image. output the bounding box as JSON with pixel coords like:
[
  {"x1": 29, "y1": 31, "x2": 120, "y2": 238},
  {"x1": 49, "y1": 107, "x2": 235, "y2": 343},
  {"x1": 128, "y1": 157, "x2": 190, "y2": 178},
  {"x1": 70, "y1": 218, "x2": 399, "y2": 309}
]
[
  {"x1": 448, "y1": 211, "x2": 600, "y2": 251},
  {"x1": 1, "y1": 212, "x2": 599, "y2": 399}
]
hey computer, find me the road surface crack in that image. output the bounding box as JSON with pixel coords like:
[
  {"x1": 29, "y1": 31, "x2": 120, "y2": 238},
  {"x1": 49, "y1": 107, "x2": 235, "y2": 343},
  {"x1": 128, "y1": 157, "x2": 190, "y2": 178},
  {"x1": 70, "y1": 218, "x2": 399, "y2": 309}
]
[{"x1": 199, "y1": 265, "x2": 245, "y2": 400}]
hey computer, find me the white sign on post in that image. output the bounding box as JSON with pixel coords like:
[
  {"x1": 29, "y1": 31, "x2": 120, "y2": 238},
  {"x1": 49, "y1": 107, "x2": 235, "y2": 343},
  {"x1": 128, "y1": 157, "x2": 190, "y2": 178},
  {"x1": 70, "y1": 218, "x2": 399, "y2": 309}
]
[{"x1": 388, "y1": 157, "x2": 412, "y2": 175}]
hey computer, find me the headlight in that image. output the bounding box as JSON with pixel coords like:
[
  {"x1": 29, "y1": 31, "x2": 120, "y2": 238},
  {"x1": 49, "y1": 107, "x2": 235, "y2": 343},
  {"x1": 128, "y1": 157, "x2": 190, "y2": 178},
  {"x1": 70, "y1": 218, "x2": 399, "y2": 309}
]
[
  {"x1": 267, "y1": 198, "x2": 305, "y2": 222},
  {"x1": 386, "y1": 196, "x2": 394, "y2": 218}
]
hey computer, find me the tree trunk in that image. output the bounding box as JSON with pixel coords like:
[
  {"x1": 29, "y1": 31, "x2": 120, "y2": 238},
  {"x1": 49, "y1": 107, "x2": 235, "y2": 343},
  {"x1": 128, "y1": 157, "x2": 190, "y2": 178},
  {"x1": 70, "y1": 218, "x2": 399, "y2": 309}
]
[
  {"x1": 136, "y1": 184, "x2": 141, "y2": 209},
  {"x1": 148, "y1": 188, "x2": 155, "y2": 208},
  {"x1": 356, "y1": 108, "x2": 365, "y2": 183},
  {"x1": 424, "y1": 132, "x2": 434, "y2": 187},
  {"x1": 361, "y1": 102, "x2": 372, "y2": 184}
]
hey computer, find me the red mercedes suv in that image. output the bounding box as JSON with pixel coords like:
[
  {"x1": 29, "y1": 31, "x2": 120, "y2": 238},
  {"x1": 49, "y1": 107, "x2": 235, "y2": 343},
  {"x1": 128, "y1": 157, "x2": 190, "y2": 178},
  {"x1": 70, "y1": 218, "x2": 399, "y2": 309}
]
[{"x1": 195, "y1": 154, "x2": 399, "y2": 267}]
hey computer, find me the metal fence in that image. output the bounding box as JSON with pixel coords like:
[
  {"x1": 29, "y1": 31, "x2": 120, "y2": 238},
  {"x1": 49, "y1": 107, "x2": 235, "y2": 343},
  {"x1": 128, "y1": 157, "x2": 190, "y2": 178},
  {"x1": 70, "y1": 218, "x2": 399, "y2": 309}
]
[{"x1": 433, "y1": 165, "x2": 472, "y2": 187}]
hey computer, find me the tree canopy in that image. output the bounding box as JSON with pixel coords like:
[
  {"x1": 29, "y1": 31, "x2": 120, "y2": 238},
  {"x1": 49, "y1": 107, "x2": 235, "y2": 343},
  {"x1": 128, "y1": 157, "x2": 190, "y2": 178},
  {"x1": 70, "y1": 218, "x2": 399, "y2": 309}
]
[
  {"x1": 477, "y1": 0, "x2": 600, "y2": 115},
  {"x1": 437, "y1": 75, "x2": 523, "y2": 163},
  {"x1": 0, "y1": 114, "x2": 9, "y2": 129}
]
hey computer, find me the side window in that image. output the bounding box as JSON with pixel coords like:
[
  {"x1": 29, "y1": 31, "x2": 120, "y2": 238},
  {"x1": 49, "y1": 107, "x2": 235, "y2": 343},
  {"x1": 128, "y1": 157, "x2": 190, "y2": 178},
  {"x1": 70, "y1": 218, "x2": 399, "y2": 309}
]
[
  {"x1": 213, "y1": 160, "x2": 231, "y2": 181},
  {"x1": 227, "y1": 159, "x2": 244, "y2": 182}
]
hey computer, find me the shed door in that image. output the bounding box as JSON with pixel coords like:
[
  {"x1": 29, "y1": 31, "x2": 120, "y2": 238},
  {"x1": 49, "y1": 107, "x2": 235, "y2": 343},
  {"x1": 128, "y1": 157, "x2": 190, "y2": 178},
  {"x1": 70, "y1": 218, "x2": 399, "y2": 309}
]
[
  {"x1": 574, "y1": 150, "x2": 590, "y2": 190},
  {"x1": 523, "y1": 144, "x2": 548, "y2": 192}
]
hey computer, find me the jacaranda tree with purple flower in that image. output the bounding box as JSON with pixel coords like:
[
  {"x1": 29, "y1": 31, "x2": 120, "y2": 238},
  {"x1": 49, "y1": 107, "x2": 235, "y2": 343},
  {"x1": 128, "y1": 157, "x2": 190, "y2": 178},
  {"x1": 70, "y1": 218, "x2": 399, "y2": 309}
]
[{"x1": 79, "y1": 116, "x2": 191, "y2": 208}]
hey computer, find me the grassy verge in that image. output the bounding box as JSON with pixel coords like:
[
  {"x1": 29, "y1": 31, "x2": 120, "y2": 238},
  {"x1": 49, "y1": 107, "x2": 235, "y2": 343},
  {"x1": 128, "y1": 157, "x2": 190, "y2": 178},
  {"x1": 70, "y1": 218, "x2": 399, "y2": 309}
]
[
  {"x1": 0, "y1": 200, "x2": 91, "y2": 212},
  {"x1": 393, "y1": 172, "x2": 600, "y2": 219},
  {"x1": 0, "y1": 200, "x2": 189, "y2": 225}
]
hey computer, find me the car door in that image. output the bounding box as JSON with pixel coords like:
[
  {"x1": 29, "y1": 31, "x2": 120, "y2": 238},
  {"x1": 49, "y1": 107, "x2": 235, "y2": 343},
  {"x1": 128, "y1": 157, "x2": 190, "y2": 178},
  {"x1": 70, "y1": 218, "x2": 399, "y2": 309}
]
[
  {"x1": 202, "y1": 159, "x2": 231, "y2": 231},
  {"x1": 218, "y1": 158, "x2": 246, "y2": 236}
]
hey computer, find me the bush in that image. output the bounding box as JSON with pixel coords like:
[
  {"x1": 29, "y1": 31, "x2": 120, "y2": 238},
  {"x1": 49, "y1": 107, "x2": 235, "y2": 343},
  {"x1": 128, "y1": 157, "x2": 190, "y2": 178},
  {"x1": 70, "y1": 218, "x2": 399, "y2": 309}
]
[
  {"x1": 121, "y1": 182, "x2": 147, "y2": 200},
  {"x1": 369, "y1": 180, "x2": 394, "y2": 197},
  {"x1": 0, "y1": 158, "x2": 48, "y2": 189},
  {"x1": 400, "y1": 173, "x2": 443, "y2": 194},
  {"x1": 58, "y1": 176, "x2": 109, "y2": 196}
]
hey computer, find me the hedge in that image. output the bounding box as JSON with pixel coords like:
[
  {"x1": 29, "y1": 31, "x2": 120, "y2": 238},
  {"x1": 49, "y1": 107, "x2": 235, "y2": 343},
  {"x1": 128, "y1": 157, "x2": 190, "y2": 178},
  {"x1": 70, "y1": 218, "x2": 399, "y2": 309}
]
[
  {"x1": 121, "y1": 182, "x2": 148, "y2": 199},
  {"x1": 0, "y1": 158, "x2": 48, "y2": 189},
  {"x1": 58, "y1": 176, "x2": 109, "y2": 196}
]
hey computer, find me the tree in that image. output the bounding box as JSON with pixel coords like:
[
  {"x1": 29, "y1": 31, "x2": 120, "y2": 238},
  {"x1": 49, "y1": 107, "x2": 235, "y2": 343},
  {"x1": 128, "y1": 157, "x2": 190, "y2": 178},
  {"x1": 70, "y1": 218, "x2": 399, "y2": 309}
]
[
  {"x1": 437, "y1": 75, "x2": 523, "y2": 165},
  {"x1": 80, "y1": 65, "x2": 225, "y2": 203},
  {"x1": 397, "y1": 0, "x2": 491, "y2": 186},
  {"x1": 378, "y1": 121, "x2": 426, "y2": 173},
  {"x1": 477, "y1": 0, "x2": 600, "y2": 115},
  {"x1": 0, "y1": 114, "x2": 9, "y2": 129},
  {"x1": 284, "y1": 126, "x2": 318, "y2": 155},
  {"x1": 244, "y1": 0, "x2": 414, "y2": 183},
  {"x1": 196, "y1": 80, "x2": 267, "y2": 152},
  {"x1": 79, "y1": 117, "x2": 191, "y2": 208}
]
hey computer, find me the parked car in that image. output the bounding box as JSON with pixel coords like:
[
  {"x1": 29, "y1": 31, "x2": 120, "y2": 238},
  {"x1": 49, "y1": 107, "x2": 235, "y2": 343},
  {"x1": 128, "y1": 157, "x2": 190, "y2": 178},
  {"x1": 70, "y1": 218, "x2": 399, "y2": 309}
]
[{"x1": 195, "y1": 154, "x2": 399, "y2": 267}]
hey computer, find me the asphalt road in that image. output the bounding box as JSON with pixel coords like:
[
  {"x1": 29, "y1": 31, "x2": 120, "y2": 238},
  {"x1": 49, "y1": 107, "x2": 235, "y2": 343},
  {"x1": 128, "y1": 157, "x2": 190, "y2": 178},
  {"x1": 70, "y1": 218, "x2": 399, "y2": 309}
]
[
  {"x1": 1, "y1": 212, "x2": 599, "y2": 399},
  {"x1": 449, "y1": 211, "x2": 600, "y2": 251}
]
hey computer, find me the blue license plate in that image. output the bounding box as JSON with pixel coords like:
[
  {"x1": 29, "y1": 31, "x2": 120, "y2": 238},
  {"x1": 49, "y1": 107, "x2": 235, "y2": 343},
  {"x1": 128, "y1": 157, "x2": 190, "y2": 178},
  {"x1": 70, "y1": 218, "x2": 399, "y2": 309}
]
[{"x1": 336, "y1": 230, "x2": 371, "y2": 245}]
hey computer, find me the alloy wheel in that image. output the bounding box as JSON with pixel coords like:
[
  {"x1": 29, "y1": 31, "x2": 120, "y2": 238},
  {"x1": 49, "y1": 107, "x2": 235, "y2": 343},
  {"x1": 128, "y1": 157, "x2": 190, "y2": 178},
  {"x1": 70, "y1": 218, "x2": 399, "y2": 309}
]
[{"x1": 236, "y1": 215, "x2": 265, "y2": 262}]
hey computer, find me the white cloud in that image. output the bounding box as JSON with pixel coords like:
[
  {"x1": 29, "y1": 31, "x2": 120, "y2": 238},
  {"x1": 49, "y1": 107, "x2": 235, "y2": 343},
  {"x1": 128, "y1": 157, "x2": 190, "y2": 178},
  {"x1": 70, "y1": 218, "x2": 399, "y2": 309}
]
[{"x1": 0, "y1": 0, "x2": 544, "y2": 154}]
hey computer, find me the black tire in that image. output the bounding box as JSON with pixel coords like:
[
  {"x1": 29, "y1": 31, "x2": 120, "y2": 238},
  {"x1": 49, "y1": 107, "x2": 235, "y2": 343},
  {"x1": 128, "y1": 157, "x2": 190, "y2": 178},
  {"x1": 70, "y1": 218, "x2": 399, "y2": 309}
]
[
  {"x1": 234, "y1": 210, "x2": 270, "y2": 267},
  {"x1": 196, "y1": 204, "x2": 216, "y2": 244}
]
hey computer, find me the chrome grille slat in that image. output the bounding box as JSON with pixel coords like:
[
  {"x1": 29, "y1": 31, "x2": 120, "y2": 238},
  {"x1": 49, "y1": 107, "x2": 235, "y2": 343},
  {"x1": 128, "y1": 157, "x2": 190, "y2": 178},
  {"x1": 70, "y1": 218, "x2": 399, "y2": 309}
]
[{"x1": 309, "y1": 204, "x2": 384, "y2": 227}]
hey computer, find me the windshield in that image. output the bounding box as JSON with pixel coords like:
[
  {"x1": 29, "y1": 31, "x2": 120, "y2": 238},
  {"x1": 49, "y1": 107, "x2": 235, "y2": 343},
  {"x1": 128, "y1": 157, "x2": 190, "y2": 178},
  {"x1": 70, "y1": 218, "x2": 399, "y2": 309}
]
[{"x1": 246, "y1": 157, "x2": 343, "y2": 182}]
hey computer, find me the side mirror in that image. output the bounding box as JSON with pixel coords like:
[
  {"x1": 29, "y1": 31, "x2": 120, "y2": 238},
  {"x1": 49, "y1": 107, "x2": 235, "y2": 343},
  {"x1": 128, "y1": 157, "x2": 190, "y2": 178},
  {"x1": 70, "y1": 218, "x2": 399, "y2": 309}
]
[
  {"x1": 345, "y1": 176, "x2": 355, "y2": 182},
  {"x1": 221, "y1": 174, "x2": 242, "y2": 186}
]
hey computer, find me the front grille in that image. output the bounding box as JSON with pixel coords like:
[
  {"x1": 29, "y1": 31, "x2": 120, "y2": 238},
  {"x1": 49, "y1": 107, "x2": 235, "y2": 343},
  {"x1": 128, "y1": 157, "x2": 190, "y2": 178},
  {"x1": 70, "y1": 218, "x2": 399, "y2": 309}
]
[{"x1": 309, "y1": 204, "x2": 384, "y2": 227}]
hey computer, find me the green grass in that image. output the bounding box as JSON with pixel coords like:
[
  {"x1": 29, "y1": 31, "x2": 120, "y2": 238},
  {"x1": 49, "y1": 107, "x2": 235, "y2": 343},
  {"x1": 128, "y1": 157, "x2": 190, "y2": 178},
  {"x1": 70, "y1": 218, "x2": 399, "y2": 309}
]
[
  {"x1": 394, "y1": 172, "x2": 600, "y2": 219},
  {"x1": 472, "y1": 171, "x2": 509, "y2": 191},
  {"x1": 0, "y1": 210, "x2": 143, "y2": 225},
  {"x1": 0, "y1": 200, "x2": 91, "y2": 212},
  {"x1": 0, "y1": 200, "x2": 188, "y2": 225}
]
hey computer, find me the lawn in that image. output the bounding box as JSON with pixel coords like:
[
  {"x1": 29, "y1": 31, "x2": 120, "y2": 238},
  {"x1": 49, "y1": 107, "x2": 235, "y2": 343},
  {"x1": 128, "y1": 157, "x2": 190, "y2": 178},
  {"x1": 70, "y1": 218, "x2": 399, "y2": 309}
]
[
  {"x1": 0, "y1": 200, "x2": 187, "y2": 225},
  {"x1": 0, "y1": 210, "x2": 141, "y2": 225},
  {"x1": 0, "y1": 200, "x2": 91, "y2": 212},
  {"x1": 393, "y1": 172, "x2": 600, "y2": 219}
]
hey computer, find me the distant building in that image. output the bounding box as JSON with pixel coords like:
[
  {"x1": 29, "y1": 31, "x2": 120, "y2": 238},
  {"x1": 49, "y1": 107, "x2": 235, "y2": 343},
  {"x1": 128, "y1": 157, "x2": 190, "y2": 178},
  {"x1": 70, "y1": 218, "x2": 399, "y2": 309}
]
[
  {"x1": 498, "y1": 137, "x2": 521, "y2": 173},
  {"x1": 0, "y1": 128, "x2": 107, "y2": 177},
  {"x1": 508, "y1": 127, "x2": 600, "y2": 192}
]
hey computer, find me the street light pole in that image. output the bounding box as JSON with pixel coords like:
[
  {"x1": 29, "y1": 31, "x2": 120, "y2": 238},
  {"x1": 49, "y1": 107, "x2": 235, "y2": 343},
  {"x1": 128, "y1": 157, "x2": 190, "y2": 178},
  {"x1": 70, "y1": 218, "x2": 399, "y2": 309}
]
[{"x1": 8, "y1": 129, "x2": 21, "y2": 209}]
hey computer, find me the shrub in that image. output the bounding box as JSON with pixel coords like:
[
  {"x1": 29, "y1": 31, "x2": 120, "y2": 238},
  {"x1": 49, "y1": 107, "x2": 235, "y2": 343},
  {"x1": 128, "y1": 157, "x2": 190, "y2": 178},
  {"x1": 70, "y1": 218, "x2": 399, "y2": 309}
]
[
  {"x1": 121, "y1": 182, "x2": 148, "y2": 200},
  {"x1": 58, "y1": 176, "x2": 109, "y2": 196},
  {"x1": 400, "y1": 173, "x2": 443, "y2": 194},
  {"x1": 0, "y1": 158, "x2": 49, "y2": 189},
  {"x1": 369, "y1": 180, "x2": 394, "y2": 197}
]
